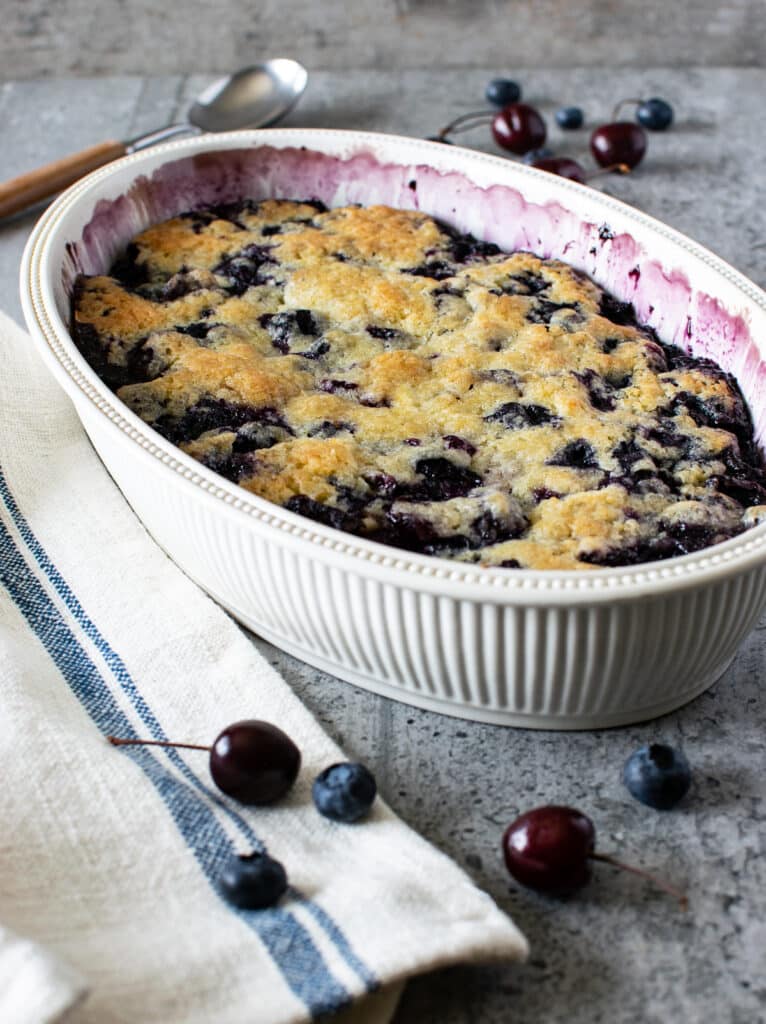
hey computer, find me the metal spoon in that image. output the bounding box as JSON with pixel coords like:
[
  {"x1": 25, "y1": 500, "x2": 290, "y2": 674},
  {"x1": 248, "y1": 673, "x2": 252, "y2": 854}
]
[{"x1": 0, "y1": 59, "x2": 308, "y2": 220}]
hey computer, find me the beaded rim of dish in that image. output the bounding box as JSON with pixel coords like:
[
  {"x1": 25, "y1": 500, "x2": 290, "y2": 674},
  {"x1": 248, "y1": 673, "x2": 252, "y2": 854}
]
[{"x1": 24, "y1": 128, "x2": 766, "y2": 594}]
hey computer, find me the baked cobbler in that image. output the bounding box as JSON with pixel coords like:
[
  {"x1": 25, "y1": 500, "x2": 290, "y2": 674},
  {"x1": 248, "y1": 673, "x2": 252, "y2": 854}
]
[{"x1": 71, "y1": 200, "x2": 766, "y2": 570}]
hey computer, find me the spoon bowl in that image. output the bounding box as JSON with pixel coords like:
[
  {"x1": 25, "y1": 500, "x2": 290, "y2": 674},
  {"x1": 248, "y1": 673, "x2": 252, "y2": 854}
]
[{"x1": 189, "y1": 60, "x2": 308, "y2": 133}]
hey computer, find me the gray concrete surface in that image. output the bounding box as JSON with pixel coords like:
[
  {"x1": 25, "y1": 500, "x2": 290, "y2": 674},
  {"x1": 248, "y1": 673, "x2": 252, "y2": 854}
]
[
  {"x1": 2, "y1": 0, "x2": 765, "y2": 75},
  {"x1": 1, "y1": 70, "x2": 765, "y2": 1024}
]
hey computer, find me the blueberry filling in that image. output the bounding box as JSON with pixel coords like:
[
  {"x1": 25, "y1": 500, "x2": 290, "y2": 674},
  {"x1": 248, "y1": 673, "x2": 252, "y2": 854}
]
[
  {"x1": 670, "y1": 387, "x2": 753, "y2": 459},
  {"x1": 478, "y1": 368, "x2": 520, "y2": 388},
  {"x1": 612, "y1": 438, "x2": 651, "y2": 473},
  {"x1": 111, "y1": 243, "x2": 150, "y2": 290},
  {"x1": 448, "y1": 235, "x2": 501, "y2": 263},
  {"x1": 308, "y1": 420, "x2": 355, "y2": 438},
  {"x1": 175, "y1": 321, "x2": 216, "y2": 340},
  {"x1": 431, "y1": 284, "x2": 464, "y2": 300},
  {"x1": 579, "y1": 517, "x2": 744, "y2": 567},
  {"x1": 443, "y1": 435, "x2": 477, "y2": 455},
  {"x1": 528, "y1": 300, "x2": 580, "y2": 325},
  {"x1": 359, "y1": 395, "x2": 392, "y2": 408},
  {"x1": 547, "y1": 439, "x2": 600, "y2": 470},
  {"x1": 232, "y1": 420, "x2": 291, "y2": 452},
  {"x1": 574, "y1": 368, "x2": 617, "y2": 412},
  {"x1": 259, "y1": 309, "x2": 319, "y2": 354},
  {"x1": 403, "y1": 260, "x2": 456, "y2": 281},
  {"x1": 496, "y1": 271, "x2": 550, "y2": 296},
  {"x1": 199, "y1": 449, "x2": 258, "y2": 483},
  {"x1": 214, "y1": 244, "x2": 276, "y2": 295},
  {"x1": 485, "y1": 402, "x2": 559, "y2": 429},
  {"x1": 602, "y1": 337, "x2": 622, "y2": 354},
  {"x1": 319, "y1": 379, "x2": 358, "y2": 393},
  {"x1": 364, "y1": 472, "x2": 399, "y2": 497},
  {"x1": 72, "y1": 322, "x2": 164, "y2": 390},
  {"x1": 366, "y1": 325, "x2": 401, "y2": 341},
  {"x1": 599, "y1": 293, "x2": 640, "y2": 328},
  {"x1": 711, "y1": 448, "x2": 766, "y2": 507},
  {"x1": 372, "y1": 506, "x2": 520, "y2": 556},
  {"x1": 284, "y1": 495, "x2": 360, "y2": 533},
  {"x1": 408, "y1": 458, "x2": 482, "y2": 501},
  {"x1": 155, "y1": 399, "x2": 289, "y2": 445},
  {"x1": 533, "y1": 487, "x2": 562, "y2": 503},
  {"x1": 160, "y1": 272, "x2": 203, "y2": 299}
]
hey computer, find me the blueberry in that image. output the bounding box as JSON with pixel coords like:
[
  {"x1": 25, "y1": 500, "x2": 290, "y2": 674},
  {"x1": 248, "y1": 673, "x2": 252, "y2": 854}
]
[
  {"x1": 411, "y1": 457, "x2": 482, "y2": 500},
  {"x1": 623, "y1": 744, "x2": 691, "y2": 809},
  {"x1": 214, "y1": 244, "x2": 276, "y2": 295},
  {"x1": 485, "y1": 401, "x2": 559, "y2": 430},
  {"x1": 522, "y1": 146, "x2": 553, "y2": 165},
  {"x1": 259, "y1": 309, "x2": 318, "y2": 354},
  {"x1": 403, "y1": 260, "x2": 456, "y2": 281},
  {"x1": 366, "y1": 324, "x2": 400, "y2": 341},
  {"x1": 219, "y1": 851, "x2": 288, "y2": 909},
  {"x1": 486, "y1": 78, "x2": 522, "y2": 107},
  {"x1": 636, "y1": 97, "x2": 674, "y2": 131},
  {"x1": 555, "y1": 106, "x2": 584, "y2": 130},
  {"x1": 547, "y1": 439, "x2": 599, "y2": 470},
  {"x1": 312, "y1": 762, "x2": 377, "y2": 823}
]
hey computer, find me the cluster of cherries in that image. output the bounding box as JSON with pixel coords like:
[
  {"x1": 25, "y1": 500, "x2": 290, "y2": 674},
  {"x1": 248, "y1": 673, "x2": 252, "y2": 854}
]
[
  {"x1": 429, "y1": 77, "x2": 674, "y2": 185},
  {"x1": 108, "y1": 720, "x2": 377, "y2": 910}
]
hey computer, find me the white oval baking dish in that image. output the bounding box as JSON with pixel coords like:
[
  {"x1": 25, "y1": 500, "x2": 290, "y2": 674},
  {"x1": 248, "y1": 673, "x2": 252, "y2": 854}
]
[{"x1": 21, "y1": 129, "x2": 766, "y2": 728}]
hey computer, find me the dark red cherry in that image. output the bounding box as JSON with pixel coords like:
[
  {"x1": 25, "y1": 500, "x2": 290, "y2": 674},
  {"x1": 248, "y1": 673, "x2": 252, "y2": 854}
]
[
  {"x1": 210, "y1": 720, "x2": 301, "y2": 804},
  {"x1": 492, "y1": 103, "x2": 547, "y2": 155},
  {"x1": 590, "y1": 122, "x2": 647, "y2": 169},
  {"x1": 503, "y1": 805, "x2": 595, "y2": 893},
  {"x1": 107, "y1": 719, "x2": 301, "y2": 805},
  {"x1": 532, "y1": 157, "x2": 587, "y2": 183},
  {"x1": 502, "y1": 804, "x2": 688, "y2": 906}
]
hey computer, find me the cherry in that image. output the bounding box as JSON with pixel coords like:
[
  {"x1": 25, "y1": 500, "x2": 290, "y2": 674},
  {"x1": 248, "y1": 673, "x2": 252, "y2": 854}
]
[
  {"x1": 107, "y1": 719, "x2": 301, "y2": 805},
  {"x1": 590, "y1": 122, "x2": 647, "y2": 169},
  {"x1": 531, "y1": 157, "x2": 587, "y2": 183},
  {"x1": 532, "y1": 157, "x2": 631, "y2": 185},
  {"x1": 492, "y1": 103, "x2": 547, "y2": 155},
  {"x1": 432, "y1": 103, "x2": 546, "y2": 155},
  {"x1": 502, "y1": 805, "x2": 687, "y2": 907}
]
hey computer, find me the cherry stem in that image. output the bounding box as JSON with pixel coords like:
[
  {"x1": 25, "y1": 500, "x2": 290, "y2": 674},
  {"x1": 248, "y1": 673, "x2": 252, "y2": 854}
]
[
  {"x1": 612, "y1": 98, "x2": 643, "y2": 121},
  {"x1": 106, "y1": 736, "x2": 211, "y2": 753},
  {"x1": 585, "y1": 163, "x2": 632, "y2": 181},
  {"x1": 591, "y1": 852, "x2": 688, "y2": 910},
  {"x1": 438, "y1": 109, "x2": 495, "y2": 140}
]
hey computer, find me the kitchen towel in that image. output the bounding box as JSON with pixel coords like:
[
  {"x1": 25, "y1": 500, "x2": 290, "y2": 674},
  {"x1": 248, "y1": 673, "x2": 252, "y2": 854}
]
[{"x1": 0, "y1": 307, "x2": 527, "y2": 1024}]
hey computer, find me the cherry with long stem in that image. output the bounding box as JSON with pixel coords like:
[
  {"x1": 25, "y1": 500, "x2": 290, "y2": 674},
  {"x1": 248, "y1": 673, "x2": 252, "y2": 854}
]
[
  {"x1": 502, "y1": 805, "x2": 689, "y2": 909},
  {"x1": 106, "y1": 719, "x2": 301, "y2": 805}
]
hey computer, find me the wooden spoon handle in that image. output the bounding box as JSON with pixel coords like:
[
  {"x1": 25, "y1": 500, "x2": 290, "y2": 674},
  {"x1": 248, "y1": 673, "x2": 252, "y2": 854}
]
[{"x1": 0, "y1": 139, "x2": 127, "y2": 219}]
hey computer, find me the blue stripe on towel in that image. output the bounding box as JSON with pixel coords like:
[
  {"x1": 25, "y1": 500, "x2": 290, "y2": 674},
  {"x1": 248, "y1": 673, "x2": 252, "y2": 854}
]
[
  {"x1": 0, "y1": 468, "x2": 377, "y2": 994},
  {"x1": 0, "y1": 481, "x2": 364, "y2": 1016}
]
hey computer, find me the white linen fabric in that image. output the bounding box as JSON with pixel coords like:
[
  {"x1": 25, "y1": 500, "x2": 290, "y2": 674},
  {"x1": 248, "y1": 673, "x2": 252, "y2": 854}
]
[{"x1": 0, "y1": 308, "x2": 527, "y2": 1024}]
